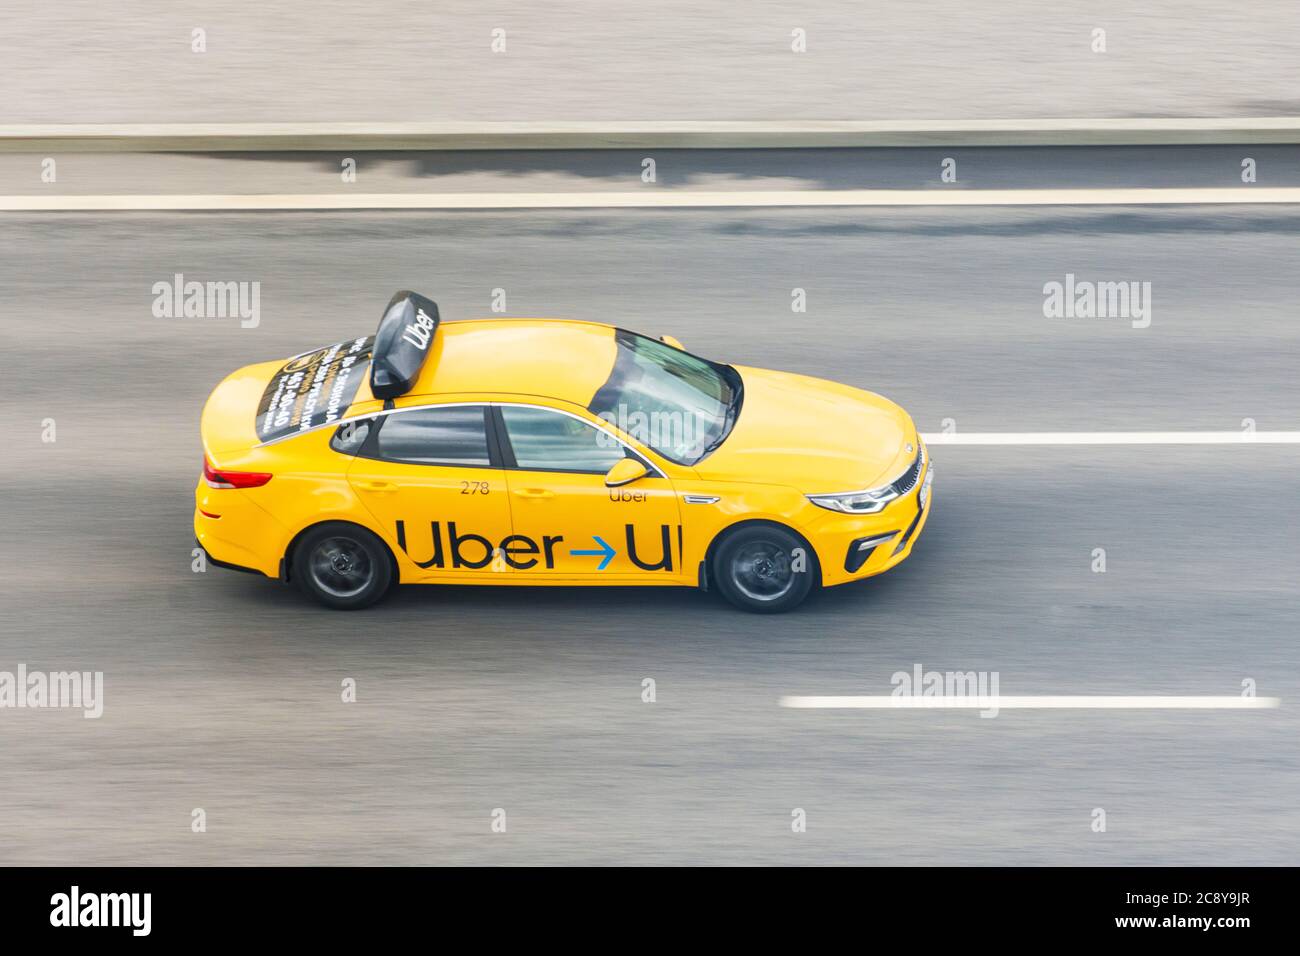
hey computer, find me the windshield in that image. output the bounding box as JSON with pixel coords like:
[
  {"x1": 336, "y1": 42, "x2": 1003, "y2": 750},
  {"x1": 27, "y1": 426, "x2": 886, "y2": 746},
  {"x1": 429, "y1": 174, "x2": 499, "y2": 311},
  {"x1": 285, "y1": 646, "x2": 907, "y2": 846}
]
[{"x1": 588, "y1": 330, "x2": 742, "y2": 465}]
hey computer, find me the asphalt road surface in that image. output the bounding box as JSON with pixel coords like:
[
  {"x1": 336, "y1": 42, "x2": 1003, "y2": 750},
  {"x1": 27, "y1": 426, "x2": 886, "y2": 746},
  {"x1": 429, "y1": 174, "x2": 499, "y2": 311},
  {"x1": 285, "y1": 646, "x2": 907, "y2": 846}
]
[
  {"x1": 1, "y1": 205, "x2": 1297, "y2": 864},
  {"x1": 3, "y1": 1, "x2": 1300, "y2": 123}
]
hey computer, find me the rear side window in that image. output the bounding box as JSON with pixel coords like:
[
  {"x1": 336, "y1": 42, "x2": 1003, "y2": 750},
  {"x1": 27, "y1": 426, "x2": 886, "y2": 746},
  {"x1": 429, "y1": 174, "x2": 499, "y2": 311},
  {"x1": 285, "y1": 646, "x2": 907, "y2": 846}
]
[
  {"x1": 330, "y1": 418, "x2": 373, "y2": 455},
  {"x1": 374, "y1": 406, "x2": 491, "y2": 466}
]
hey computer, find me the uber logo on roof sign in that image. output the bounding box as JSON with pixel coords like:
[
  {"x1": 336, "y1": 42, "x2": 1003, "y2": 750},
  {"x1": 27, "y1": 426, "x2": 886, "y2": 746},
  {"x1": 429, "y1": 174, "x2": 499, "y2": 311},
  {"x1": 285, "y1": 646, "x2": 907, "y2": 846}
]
[{"x1": 402, "y1": 307, "x2": 437, "y2": 350}]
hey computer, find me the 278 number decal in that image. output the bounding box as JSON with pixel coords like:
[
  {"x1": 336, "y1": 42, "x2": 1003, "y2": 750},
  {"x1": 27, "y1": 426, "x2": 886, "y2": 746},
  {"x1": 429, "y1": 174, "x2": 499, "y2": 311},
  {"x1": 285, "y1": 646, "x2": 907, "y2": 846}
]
[{"x1": 460, "y1": 480, "x2": 490, "y2": 495}]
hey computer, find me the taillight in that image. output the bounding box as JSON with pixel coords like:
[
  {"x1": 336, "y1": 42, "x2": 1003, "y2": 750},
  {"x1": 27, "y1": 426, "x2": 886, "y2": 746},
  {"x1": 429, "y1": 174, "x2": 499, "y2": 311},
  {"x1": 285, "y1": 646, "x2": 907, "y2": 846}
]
[{"x1": 203, "y1": 456, "x2": 272, "y2": 489}]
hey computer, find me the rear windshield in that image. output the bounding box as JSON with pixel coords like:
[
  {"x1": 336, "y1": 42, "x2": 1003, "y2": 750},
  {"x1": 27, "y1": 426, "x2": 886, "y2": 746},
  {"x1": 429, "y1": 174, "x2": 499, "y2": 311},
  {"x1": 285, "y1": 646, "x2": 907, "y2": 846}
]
[{"x1": 258, "y1": 337, "x2": 373, "y2": 442}]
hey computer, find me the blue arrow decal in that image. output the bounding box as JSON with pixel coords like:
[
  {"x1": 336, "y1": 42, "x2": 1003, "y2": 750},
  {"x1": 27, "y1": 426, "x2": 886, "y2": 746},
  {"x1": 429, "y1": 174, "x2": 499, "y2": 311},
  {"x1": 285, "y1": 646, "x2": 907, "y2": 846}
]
[{"x1": 570, "y1": 535, "x2": 616, "y2": 570}]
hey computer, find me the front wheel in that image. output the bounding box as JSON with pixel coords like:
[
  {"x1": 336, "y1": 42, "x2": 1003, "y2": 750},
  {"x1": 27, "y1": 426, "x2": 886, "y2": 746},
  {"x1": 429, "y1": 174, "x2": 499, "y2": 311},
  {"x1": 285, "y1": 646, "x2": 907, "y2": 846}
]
[
  {"x1": 711, "y1": 525, "x2": 816, "y2": 613},
  {"x1": 293, "y1": 523, "x2": 394, "y2": 610}
]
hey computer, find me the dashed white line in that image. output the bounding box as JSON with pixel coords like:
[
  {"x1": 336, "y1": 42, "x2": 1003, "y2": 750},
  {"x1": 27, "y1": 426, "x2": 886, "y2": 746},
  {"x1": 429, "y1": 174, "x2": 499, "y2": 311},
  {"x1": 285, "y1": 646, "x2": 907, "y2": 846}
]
[
  {"x1": 922, "y1": 431, "x2": 1300, "y2": 445},
  {"x1": 779, "y1": 696, "x2": 1281, "y2": 709}
]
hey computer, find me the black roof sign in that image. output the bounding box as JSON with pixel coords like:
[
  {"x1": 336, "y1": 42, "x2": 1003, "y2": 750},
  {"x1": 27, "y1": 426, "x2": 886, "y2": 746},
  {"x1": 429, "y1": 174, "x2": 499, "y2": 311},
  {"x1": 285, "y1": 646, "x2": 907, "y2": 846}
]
[{"x1": 370, "y1": 290, "x2": 440, "y2": 400}]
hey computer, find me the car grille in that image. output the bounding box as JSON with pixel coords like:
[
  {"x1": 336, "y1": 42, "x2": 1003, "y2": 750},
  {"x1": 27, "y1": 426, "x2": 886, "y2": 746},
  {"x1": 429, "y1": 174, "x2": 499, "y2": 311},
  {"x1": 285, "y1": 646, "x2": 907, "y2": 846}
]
[{"x1": 890, "y1": 446, "x2": 925, "y2": 496}]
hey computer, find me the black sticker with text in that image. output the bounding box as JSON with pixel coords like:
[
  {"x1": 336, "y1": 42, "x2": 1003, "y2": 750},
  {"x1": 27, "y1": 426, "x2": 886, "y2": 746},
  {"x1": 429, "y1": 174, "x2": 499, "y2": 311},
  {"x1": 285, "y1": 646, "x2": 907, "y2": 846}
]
[{"x1": 257, "y1": 336, "x2": 373, "y2": 442}]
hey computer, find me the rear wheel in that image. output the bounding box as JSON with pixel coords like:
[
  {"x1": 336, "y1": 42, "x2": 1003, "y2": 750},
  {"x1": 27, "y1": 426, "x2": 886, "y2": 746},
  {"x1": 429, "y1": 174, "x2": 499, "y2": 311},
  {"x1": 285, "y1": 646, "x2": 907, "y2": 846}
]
[
  {"x1": 293, "y1": 523, "x2": 394, "y2": 610},
  {"x1": 711, "y1": 524, "x2": 815, "y2": 613}
]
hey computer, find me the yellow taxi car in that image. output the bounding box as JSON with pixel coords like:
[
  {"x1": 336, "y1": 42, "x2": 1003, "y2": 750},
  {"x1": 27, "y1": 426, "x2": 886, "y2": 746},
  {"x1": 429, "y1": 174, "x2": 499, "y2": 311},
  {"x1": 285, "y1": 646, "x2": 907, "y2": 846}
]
[{"x1": 196, "y1": 291, "x2": 932, "y2": 612}]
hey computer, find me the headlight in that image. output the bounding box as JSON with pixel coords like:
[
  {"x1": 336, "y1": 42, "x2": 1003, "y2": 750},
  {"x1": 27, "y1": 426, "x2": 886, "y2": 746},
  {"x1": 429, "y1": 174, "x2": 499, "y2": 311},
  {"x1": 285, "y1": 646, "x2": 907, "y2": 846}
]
[{"x1": 807, "y1": 485, "x2": 899, "y2": 514}]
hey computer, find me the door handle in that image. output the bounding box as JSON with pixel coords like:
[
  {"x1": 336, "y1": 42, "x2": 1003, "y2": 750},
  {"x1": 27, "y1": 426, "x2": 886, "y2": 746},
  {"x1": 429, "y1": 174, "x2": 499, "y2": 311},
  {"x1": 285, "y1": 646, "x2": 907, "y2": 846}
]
[
  {"x1": 513, "y1": 488, "x2": 555, "y2": 499},
  {"x1": 356, "y1": 480, "x2": 397, "y2": 493}
]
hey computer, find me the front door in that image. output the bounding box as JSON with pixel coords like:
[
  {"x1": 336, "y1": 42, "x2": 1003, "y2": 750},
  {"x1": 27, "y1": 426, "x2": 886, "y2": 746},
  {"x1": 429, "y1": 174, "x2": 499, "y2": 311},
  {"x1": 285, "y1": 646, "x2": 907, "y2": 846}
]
[{"x1": 494, "y1": 404, "x2": 683, "y2": 581}]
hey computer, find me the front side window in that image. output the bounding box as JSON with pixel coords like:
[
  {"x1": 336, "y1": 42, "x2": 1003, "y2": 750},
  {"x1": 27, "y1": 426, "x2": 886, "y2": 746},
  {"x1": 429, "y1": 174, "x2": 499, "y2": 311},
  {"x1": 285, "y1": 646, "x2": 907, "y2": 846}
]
[
  {"x1": 499, "y1": 405, "x2": 628, "y2": 474},
  {"x1": 374, "y1": 405, "x2": 491, "y2": 466},
  {"x1": 587, "y1": 330, "x2": 742, "y2": 465}
]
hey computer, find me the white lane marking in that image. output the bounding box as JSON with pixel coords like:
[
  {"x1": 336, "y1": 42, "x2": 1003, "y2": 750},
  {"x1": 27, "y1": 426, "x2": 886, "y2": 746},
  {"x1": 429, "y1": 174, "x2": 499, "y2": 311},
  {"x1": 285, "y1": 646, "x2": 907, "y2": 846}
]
[
  {"x1": 780, "y1": 696, "x2": 1281, "y2": 709},
  {"x1": 5, "y1": 187, "x2": 1300, "y2": 212},
  {"x1": 921, "y1": 431, "x2": 1300, "y2": 445}
]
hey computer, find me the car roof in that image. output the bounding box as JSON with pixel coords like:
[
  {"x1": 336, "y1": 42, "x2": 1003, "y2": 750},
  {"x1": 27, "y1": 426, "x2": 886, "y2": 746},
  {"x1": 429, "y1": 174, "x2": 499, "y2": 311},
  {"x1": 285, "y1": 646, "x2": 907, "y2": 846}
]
[{"x1": 405, "y1": 318, "x2": 619, "y2": 405}]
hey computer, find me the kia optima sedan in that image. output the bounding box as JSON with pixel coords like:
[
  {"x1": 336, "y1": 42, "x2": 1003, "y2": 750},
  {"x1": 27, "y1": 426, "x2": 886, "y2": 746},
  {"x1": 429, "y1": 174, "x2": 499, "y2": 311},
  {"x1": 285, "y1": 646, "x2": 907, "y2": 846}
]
[{"x1": 196, "y1": 291, "x2": 932, "y2": 612}]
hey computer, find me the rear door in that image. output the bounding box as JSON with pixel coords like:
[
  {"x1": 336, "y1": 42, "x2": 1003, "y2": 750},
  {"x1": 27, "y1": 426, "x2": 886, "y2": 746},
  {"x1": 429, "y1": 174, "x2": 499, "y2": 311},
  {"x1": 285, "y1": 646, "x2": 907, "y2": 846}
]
[
  {"x1": 494, "y1": 403, "x2": 684, "y2": 581},
  {"x1": 346, "y1": 404, "x2": 513, "y2": 579}
]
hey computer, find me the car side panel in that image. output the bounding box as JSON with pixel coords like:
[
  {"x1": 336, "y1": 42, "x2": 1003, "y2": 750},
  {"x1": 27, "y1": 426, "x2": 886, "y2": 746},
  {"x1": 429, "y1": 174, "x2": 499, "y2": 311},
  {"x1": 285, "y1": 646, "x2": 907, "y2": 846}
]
[
  {"x1": 196, "y1": 393, "x2": 933, "y2": 592},
  {"x1": 670, "y1": 479, "x2": 814, "y2": 583}
]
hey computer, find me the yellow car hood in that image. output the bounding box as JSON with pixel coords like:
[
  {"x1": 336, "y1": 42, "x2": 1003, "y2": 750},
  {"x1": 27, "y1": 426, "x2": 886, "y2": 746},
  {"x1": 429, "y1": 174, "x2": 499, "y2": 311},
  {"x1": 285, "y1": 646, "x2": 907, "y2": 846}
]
[{"x1": 692, "y1": 365, "x2": 917, "y2": 494}]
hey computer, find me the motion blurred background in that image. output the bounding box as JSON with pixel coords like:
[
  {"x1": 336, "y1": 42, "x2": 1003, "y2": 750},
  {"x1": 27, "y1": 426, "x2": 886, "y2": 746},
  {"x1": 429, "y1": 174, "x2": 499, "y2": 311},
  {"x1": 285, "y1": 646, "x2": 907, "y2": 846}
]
[{"x1": 1, "y1": 3, "x2": 1297, "y2": 866}]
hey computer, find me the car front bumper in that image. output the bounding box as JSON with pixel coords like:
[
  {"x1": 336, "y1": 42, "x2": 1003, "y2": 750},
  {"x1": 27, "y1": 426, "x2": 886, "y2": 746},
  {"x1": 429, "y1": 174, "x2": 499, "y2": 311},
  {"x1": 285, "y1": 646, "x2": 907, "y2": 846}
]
[{"x1": 814, "y1": 465, "x2": 933, "y2": 587}]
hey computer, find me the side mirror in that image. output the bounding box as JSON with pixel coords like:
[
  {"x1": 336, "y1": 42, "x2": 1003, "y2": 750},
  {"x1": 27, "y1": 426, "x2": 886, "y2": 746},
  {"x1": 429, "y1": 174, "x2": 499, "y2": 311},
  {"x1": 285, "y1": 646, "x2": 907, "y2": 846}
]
[
  {"x1": 659, "y1": 334, "x2": 685, "y2": 350},
  {"x1": 605, "y1": 457, "x2": 649, "y2": 487}
]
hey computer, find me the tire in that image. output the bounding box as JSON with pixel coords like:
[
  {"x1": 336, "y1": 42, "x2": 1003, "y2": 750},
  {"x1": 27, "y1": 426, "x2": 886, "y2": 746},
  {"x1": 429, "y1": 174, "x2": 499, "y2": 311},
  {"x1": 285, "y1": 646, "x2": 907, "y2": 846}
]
[
  {"x1": 710, "y1": 524, "x2": 816, "y2": 613},
  {"x1": 292, "y1": 522, "x2": 394, "y2": 610}
]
